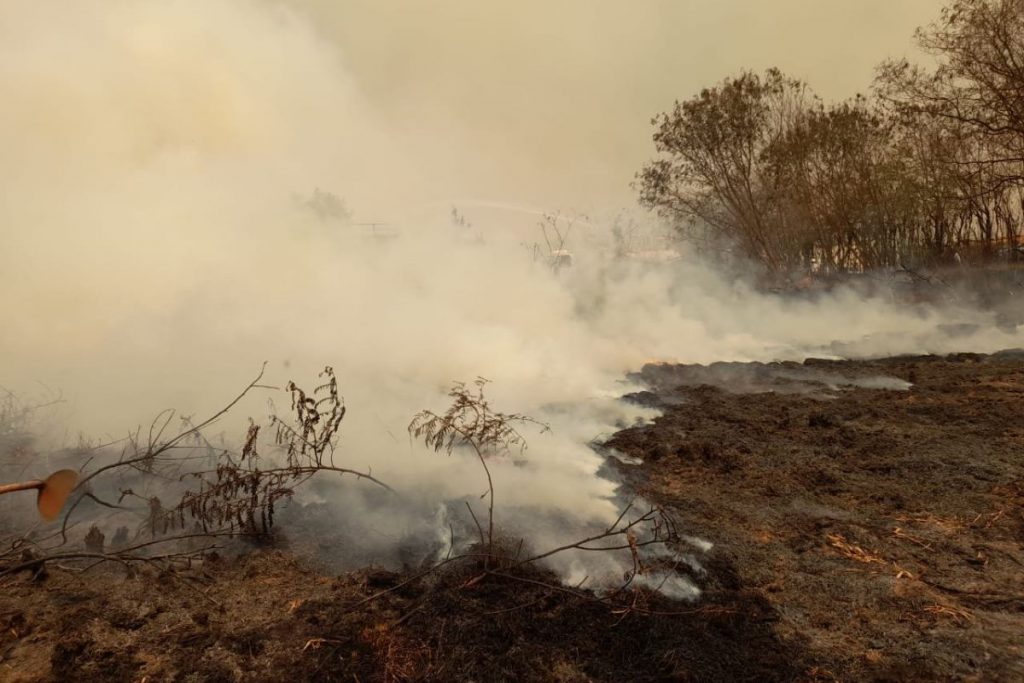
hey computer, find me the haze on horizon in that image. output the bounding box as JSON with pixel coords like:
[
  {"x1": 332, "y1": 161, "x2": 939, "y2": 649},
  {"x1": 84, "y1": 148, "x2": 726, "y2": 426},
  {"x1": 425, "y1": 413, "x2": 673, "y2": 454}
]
[
  {"x1": 4, "y1": 0, "x2": 985, "y2": 439},
  {"x1": 289, "y1": 0, "x2": 939, "y2": 213}
]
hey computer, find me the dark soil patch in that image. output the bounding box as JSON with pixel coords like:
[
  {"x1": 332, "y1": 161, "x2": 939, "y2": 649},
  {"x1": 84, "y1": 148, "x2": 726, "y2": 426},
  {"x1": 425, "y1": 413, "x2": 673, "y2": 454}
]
[
  {"x1": 1, "y1": 551, "x2": 805, "y2": 682},
  {"x1": 609, "y1": 352, "x2": 1024, "y2": 681},
  {"x1": 2, "y1": 352, "x2": 1022, "y2": 681}
]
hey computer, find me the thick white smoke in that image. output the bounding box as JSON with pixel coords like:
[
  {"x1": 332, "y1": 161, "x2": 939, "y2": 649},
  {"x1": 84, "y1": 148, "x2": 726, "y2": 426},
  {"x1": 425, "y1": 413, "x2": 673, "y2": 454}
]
[{"x1": 2, "y1": 0, "x2": 1021, "y2": 593}]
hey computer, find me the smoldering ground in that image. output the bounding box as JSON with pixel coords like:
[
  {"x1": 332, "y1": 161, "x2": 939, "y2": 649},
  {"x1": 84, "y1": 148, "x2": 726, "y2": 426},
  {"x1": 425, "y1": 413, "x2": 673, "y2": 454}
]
[{"x1": 2, "y1": 0, "x2": 1023, "y2": 593}]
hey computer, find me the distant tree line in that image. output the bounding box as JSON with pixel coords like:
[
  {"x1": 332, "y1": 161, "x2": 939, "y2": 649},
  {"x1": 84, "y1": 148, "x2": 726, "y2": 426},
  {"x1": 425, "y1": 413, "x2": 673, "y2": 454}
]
[{"x1": 638, "y1": 0, "x2": 1024, "y2": 276}]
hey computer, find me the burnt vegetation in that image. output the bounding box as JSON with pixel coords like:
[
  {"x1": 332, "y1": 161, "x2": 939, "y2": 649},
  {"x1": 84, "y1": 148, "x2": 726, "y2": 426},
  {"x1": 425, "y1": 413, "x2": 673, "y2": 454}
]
[
  {"x1": 1, "y1": 373, "x2": 788, "y2": 682},
  {"x1": 0, "y1": 374, "x2": 708, "y2": 679},
  {"x1": 409, "y1": 377, "x2": 547, "y2": 563},
  {"x1": 0, "y1": 366, "x2": 391, "y2": 578},
  {"x1": 407, "y1": 378, "x2": 690, "y2": 606},
  {"x1": 6, "y1": 2, "x2": 1024, "y2": 681}
]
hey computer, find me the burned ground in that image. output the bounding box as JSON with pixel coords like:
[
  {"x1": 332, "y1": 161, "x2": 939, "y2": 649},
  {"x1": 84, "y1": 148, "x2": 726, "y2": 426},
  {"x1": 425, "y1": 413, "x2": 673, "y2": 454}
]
[
  {"x1": 611, "y1": 352, "x2": 1024, "y2": 681},
  {"x1": 2, "y1": 353, "x2": 1023, "y2": 681},
  {"x1": 1, "y1": 549, "x2": 804, "y2": 682}
]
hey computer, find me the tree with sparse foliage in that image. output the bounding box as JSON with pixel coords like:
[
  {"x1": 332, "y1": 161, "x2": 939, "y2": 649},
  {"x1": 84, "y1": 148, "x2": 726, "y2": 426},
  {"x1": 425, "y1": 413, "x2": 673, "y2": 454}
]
[
  {"x1": 637, "y1": 69, "x2": 812, "y2": 271},
  {"x1": 640, "y1": 0, "x2": 1024, "y2": 275}
]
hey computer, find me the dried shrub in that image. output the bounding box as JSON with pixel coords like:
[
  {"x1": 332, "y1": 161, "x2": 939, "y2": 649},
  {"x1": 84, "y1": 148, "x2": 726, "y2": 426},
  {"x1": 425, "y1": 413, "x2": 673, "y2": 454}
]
[
  {"x1": 409, "y1": 377, "x2": 548, "y2": 562},
  {"x1": 408, "y1": 378, "x2": 688, "y2": 612},
  {"x1": 1, "y1": 365, "x2": 388, "y2": 577},
  {"x1": 167, "y1": 367, "x2": 382, "y2": 538}
]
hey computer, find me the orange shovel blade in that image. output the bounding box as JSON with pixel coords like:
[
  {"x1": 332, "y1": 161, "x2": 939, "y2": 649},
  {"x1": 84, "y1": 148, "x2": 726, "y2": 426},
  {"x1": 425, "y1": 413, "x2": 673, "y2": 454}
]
[{"x1": 36, "y1": 469, "x2": 78, "y2": 521}]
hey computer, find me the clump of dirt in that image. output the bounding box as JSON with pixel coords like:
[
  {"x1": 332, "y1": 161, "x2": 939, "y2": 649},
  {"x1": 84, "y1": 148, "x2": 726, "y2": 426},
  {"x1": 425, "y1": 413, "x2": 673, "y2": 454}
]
[{"x1": 609, "y1": 352, "x2": 1024, "y2": 681}]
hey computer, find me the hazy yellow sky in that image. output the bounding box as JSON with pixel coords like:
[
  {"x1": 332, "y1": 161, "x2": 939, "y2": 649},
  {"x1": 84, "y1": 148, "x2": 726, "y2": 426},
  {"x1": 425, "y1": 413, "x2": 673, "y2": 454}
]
[
  {"x1": 288, "y1": 0, "x2": 940, "y2": 211},
  {"x1": 8, "y1": 0, "x2": 1020, "y2": 447}
]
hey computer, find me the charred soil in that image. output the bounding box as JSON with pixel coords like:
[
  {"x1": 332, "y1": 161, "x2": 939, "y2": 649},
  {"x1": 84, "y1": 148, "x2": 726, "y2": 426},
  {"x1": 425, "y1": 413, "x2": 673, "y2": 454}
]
[
  {"x1": 2, "y1": 353, "x2": 1023, "y2": 681},
  {"x1": 612, "y1": 352, "x2": 1024, "y2": 681}
]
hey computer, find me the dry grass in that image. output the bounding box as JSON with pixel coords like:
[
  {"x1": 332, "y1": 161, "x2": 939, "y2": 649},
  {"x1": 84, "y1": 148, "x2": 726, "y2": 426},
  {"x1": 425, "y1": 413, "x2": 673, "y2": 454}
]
[
  {"x1": 825, "y1": 533, "x2": 886, "y2": 566},
  {"x1": 923, "y1": 603, "x2": 975, "y2": 625}
]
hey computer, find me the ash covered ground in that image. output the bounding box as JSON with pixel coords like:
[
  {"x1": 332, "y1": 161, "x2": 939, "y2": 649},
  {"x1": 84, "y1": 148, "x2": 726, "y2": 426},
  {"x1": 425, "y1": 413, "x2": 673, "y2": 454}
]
[{"x1": 3, "y1": 351, "x2": 1022, "y2": 682}]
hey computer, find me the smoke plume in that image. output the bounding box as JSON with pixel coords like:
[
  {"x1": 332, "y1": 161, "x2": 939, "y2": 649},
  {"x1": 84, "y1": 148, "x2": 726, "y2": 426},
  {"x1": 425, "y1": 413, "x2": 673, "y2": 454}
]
[{"x1": 2, "y1": 0, "x2": 1021, "y2": 593}]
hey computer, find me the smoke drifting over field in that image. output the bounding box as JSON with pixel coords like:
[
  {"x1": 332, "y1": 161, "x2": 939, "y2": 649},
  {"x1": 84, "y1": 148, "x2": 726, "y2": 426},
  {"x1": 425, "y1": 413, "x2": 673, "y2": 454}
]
[{"x1": 2, "y1": 1, "x2": 1022, "y2": 589}]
